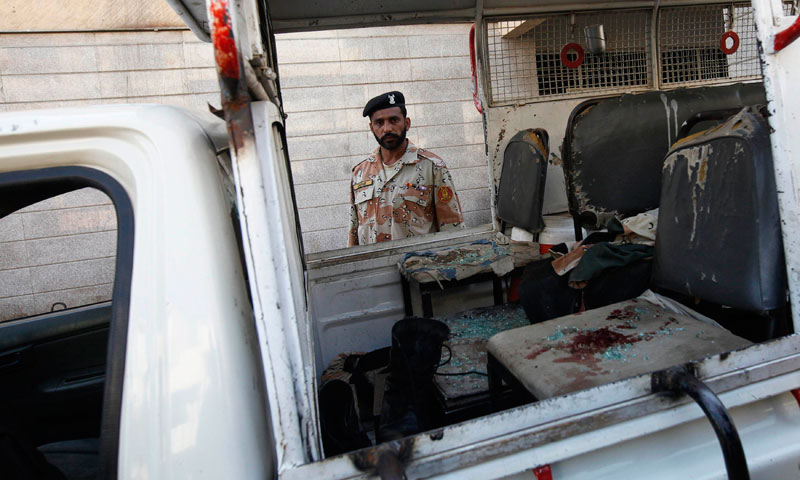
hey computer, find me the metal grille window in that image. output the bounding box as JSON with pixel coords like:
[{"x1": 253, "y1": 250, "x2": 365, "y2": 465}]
[
  {"x1": 659, "y1": 4, "x2": 761, "y2": 87},
  {"x1": 486, "y1": 10, "x2": 652, "y2": 105}
]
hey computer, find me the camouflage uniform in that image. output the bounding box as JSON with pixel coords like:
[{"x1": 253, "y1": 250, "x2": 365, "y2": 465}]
[{"x1": 348, "y1": 141, "x2": 465, "y2": 247}]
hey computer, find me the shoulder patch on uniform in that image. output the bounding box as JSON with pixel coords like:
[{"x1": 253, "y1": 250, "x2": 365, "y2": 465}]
[
  {"x1": 418, "y1": 148, "x2": 446, "y2": 167},
  {"x1": 436, "y1": 185, "x2": 454, "y2": 202}
]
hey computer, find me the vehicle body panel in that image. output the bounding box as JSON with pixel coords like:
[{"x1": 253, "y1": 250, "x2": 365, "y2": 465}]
[{"x1": 0, "y1": 105, "x2": 275, "y2": 478}]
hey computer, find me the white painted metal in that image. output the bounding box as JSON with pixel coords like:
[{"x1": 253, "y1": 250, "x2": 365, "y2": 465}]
[
  {"x1": 752, "y1": 0, "x2": 800, "y2": 332},
  {"x1": 283, "y1": 340, "x2": 800, "y2": 479},
  {"x1": 231, "y1": 100, "x2": 322, "y2": 467},
  {"x1": 0, "y1": 105, "x2": 275, "y2": 478},
  {"x1": 309, "y1": 267, "x2": 405, "y2": 374},
  {"x1": 544, "y1": 392, "x2": 800, "y2": 480}
]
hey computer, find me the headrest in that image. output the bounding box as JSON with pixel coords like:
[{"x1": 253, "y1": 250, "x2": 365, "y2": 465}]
[{"x1": 562, "y1": 83, "x2": 766, "y2": 229}]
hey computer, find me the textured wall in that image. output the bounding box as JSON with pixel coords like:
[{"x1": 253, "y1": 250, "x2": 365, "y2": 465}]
[
  {"x1": 1, "y1": 0, "x2": 184, "y2": 32},
  {"x1": 0, "y1": 24, "x2": 492, "y2": 319},
  {"x1": 0, "y1": 30, "x2": 218, "y2": 112},
  {"x1": 0, "y1": 189, "x2": 116, "y2": 321},
  {"x1": 277, "y1": 25, "x2": 490, "y2": 253},
  {"x1": 0, "y1": 30, "x2": 218, "y2": 321}
]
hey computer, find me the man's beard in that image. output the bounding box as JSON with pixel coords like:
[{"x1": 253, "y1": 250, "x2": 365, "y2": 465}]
[{"x1": 375, "y1": 127, "x2": 407, "y2": 150}]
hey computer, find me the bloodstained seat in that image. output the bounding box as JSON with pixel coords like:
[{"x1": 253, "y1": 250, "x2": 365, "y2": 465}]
[{"x1": 487, "y1": 106, "x2": 785, "y2": 403}]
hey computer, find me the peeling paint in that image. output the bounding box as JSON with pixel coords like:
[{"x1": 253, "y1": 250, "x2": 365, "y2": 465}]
[{"x1": 660, "y1": 93, "x2": 671, "y2": 146}]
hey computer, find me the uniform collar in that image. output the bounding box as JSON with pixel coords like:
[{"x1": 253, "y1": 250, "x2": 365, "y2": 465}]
[{"x1": 368, "y1": 140, "x2": 423, "y2": 166}]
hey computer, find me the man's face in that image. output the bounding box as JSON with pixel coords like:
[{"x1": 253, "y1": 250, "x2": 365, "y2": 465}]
[{"x1": 369, "y1": 107, "x2": 411, "y2": 150}]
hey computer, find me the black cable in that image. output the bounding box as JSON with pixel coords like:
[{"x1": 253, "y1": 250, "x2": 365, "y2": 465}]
[
  {"x1": 434, "y1": 345, "x2": 488, "y2": 376},
  {"x1": 436, "y1": 344, "x2": 452, "y2": 367},
  {"x1": 435, "y1": 370, "x2": 488, "y2": 377}
]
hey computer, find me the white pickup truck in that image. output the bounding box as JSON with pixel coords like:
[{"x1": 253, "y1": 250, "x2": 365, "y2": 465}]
[{"x1": 2, "y1": 0, "x2": 800, "y2": 479}]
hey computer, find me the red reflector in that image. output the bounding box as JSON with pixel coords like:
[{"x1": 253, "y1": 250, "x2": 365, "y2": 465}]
[
  {"x1": 533, "y1": 464, "x2": 553, "y2": 480},
  {"x1": 791, "y1": 389, "x2": 800, "y2": 407}
]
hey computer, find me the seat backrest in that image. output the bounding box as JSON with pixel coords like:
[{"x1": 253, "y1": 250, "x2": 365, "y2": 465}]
[
  {"x1": 652, "y1": 106, "x2": 785, "y2": 312},
  {"x1": 562, "y1": 83, "x2": 766, "y2": 229},
  {"x1": 496, "y1": 129, "x2": 549, "y2": 232}
]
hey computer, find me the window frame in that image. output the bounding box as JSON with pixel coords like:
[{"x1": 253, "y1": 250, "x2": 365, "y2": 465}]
[{"x1": 0, "y1": 166, "x2": 134, "y2": 480}]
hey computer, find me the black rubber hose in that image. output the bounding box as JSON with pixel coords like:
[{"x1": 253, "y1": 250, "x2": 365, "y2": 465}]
[{"x1": 652, "y1": 366, "x2": 749, "y2": 480}]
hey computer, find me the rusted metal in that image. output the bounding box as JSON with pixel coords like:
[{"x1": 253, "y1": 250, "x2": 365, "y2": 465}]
[
  {"x1": 207, "y1": 0, "x2": 251, "y2": 152},
  {"x1": 350, "y1": 439, "x2": 414, "y2": 479}
]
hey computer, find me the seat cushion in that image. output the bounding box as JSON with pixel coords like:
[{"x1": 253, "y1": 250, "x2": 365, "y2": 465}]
[
  {"x1": 38, "y1": 438, "x2": 98, "y2": 480},
  {"x1": 487, "y1": 298, "x2": 750, "y2": 399}
]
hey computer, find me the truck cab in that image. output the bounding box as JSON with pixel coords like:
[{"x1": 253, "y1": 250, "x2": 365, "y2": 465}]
[{"x1": 1, "y1": 0, "x2": 800, "y2": 478}]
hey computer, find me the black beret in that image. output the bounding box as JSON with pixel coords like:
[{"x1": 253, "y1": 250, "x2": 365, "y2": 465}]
[{"x1": 363, "y1": 91, "x2": 405, "y2": 117}]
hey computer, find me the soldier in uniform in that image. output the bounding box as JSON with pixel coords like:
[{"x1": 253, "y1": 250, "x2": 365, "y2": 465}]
[{"x1": 348, "y1": 91, "x2": 465, "y2": 247}]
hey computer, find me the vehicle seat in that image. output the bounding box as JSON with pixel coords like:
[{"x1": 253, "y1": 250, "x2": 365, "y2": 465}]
[
  {"x1": 652, "y1": 106, "x2": 785, "y2": 312},
  {"x1": 496, "y1": 129, "x2": 549, "y2": 233},
  {"x1": 487, "y1": 106, "x2": 782, "y2": 401},
  {"x1": 562, "y1": 83, "x2": 766, "y2": 230},
  {"x1": 38, "y1": 438, "x2": 99, "y2": 480}
]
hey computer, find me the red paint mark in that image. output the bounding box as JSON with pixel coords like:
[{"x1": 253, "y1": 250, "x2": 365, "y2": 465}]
[
  {"x1": 533, "y1": 464, "x2": 553, "y2": 480},
  {"x1": 791, "y1": 389, "x2": 800, "y2": 407},
  {"x1": 775, "y1": 15, "x2": 800, "y2": 53},
  {"x1": 210, "y1": 0, "x2": 240, "y2": 79}
]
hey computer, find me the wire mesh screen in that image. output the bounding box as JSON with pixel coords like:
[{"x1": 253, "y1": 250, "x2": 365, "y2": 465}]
[
  {"x1": 659, "y1": 4, "x2": 761, "y2": 86},
  {"x1": 486, "y1": 10, "x2": 652, "y2": 105}
]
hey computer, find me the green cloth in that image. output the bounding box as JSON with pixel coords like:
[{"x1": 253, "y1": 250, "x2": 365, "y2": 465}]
[{"x1": 568, "y1": 243, "x2": 653, "y2": 286}]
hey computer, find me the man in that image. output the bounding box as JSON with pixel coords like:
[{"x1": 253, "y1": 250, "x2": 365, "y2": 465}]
[{"x1": 348, "y1": 91, "x2": 464, "y2": 247}]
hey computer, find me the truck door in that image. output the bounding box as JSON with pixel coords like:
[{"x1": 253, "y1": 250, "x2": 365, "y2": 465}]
[{"x1": 168, "y1": 0, "x2": 323, "y2": 467}]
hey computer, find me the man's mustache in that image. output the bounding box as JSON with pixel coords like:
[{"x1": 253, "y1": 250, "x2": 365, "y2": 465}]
[{"x1": 381, "y1": 133, "x2": 400, "y2": 141}]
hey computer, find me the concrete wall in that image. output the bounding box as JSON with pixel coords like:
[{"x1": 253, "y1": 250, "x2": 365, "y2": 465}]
[
  {"x1": 277, "y1": 25, "x2": 490, "y2": 253},
  {"x1": 1, "y1": 0, "x2": 184, "y2": 31},
  {"x1": 0, "y1": 189, "x2": 116, "y2": 321},
  {"x1": 0, "y1": 29, "x2": 218, "y2": 321},
  {"x1": 0, "y1": 30, "x2": 218, "y2": 112},
  {"x1": 0, "y1": 24, "x2": 492, "y2": 319}
]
